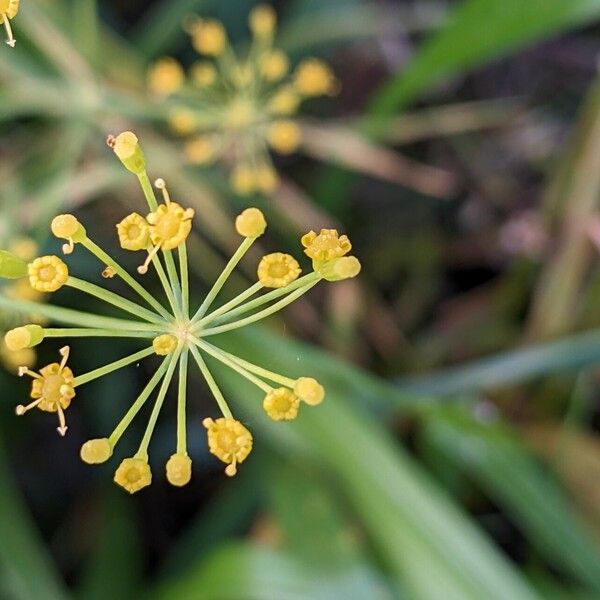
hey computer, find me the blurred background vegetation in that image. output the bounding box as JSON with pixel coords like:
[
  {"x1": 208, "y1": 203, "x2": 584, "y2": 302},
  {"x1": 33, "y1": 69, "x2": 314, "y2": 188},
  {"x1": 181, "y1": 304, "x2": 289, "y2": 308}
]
[{"x1": 2, "y1": 0, "x2": 600, "y2": 598}]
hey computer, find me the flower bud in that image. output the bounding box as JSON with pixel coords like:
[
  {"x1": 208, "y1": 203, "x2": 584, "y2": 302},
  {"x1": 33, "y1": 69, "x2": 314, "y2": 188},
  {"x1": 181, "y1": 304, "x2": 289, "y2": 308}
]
[
  {"x1": 166, "y1": 453, "x2": 192, "y2": 486},
  {"x1": 294, "y1": 377, "x2": 325, "y2": 406},
  {"x1": 51, "y1": 214, "x2": 86, "y2": 242},
  {"x1": 109, "y1": 131, "x2": 146, "y2": 174},
  {"x1": 81, "y1": 438, "x2": 113, "y2": 464},
  {"x1": 4, "y1": 325, "x2": 44, "y2": 351},
  {"x1": 235, "y1": 208, "x2": 267, "y2": 238},
  {"x1": 314, "y1": 256, "x2": 361, "y2": 281}
]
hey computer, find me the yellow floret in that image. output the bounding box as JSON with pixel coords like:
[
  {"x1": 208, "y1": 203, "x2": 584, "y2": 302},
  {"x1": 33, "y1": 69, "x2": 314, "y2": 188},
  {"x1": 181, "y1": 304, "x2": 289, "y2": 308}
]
[
  {"x1": 235, "y1": 208, "x2": 267, "y2": 238},
  {"x1": 168, "y1": 109, "x2": 198, "y2": 135},
  {"x1": 268, "y1": 87, "x2": 300, "y2": 115},
  {"x1": 294, "y1": 59, "x2": 337, "y2": 96},
  {"x1": 231, "y1": 165, "x2": 256, "y2": 196},
  {"x1": 184, "y1": 136, "x2": 215, "y2": 165},
  {"x1": 260, "y1": 50, "x2": 289, "y2": 81},
  {"x1": 109, "y1": 131, "x2": 146, "y2": 174},
  {"x1": 117, "y1": 213, "x2": 150, "y2": 251},
  {"x1": 301, "y1": 228, "x2": 352, "y2": 261},
  {"x1": 191, "y1": 61, "x2": 217, "y2": 86},
  {"x1": 166, "y1": 453, "x2": 192, "y2": 486},
  {"x1": 192, "y1": 20, "x2": 227, "y2": 56},
  {"x1": 28, "y1": 256, "x2": 69, "y2": 293},
  {"x1": 294, "y1": 377, "x2": 325, "y2": 406},
  {"x1": 257, "y1": 253, "x2": 301, "y2": 288},
  {"x1": 153, "y1": 334, "x2": 178, "y2": 356},
  {"x1": 2, "y1": 0, "x2": 19, "y2": 19},
  {"x1": 255, "y1": 165, "x2": 279, "y2": 193},
  {"x1": 315, "y1": 255, "x2": 362, "y2": 281},
  {"x1": 203, "y1": 417, "x2": 253, "y2": 476},
  {"x1": 148, "y1": 57, "x2": 184, "y2": 96},
  {"x1": 51, "y1": 214, "x2": 86, "y2": 254},
  {"x1": 249, "y1": 4, "x2": 276, "y2": 38},
  {"x1": 263, "y1": 387, "x2": 300, "y2": 421},
  {"x1": 9, "y1": 237, "x2": 38, "y2": 261},
  {"x1": 147, "y1": 202, "x2": 195, "y2": 251},
  {"x1": 268, "y1": 120, "x2": 300, "y2": 154},
  {"x1": 80, "y1": 438, "x2": 113, "y2": 464},
  {"x1": 114, "y1": 458, "x2": 152, "y2": 494},
  {"x1": 5, "y1": 325, "x2": 44, "y2": 351}
]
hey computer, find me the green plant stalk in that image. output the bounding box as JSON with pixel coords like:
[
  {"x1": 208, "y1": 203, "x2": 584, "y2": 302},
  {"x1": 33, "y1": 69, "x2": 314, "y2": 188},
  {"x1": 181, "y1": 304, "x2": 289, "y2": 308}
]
[
  {"x1": 189, "y1": 344, "x2": 233, "y2": 419},
  {"x1": 197, "y1": 282, "x2": 263, "y2": 327},
  {"x1": 179, "y1": 243, "x2": 189, "y2": 317},
  {"x1": 151, "y1": 252, "x2": 181, "y2": 318},
  {"x1": 44, "y1": 328, "x2": 157, "y2": 339},
  {"x1": 73, "y1": 346, "x2": 155, "y2": 387},
  {"x1": 177, "y1": 349, "x2": 189, "y2": 455}
]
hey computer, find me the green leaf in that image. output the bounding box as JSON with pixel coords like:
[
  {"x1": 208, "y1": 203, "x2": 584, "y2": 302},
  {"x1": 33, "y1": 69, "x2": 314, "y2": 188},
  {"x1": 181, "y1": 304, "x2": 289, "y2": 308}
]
[
  {"x1": 420, "y1": 405, "x2": 600, "y2": 589},
  {"x1": 371, "y1": 0, "x2": 600, "y2": 114}
]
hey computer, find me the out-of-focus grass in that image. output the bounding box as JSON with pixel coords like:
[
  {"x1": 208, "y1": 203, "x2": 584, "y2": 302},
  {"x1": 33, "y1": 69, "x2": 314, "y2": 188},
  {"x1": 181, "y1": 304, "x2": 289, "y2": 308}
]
[{"x1": 2, "y1": 1, "x2": 600, "y2": 599}]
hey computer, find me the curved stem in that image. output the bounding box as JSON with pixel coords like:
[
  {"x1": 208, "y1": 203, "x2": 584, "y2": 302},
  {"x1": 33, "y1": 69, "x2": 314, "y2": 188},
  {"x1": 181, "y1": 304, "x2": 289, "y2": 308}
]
[{"x1": 189, "y1": 344, "x2": 233, "y2": 419}]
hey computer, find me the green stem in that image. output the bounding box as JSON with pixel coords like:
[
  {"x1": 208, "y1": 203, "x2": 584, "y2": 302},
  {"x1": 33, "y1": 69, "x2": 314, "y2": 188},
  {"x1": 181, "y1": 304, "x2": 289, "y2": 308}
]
[
  {"x1": 163, "y1": 249, "x2": 183, "y2": 312},
  {"x1": 200, "y1": 281, "x2": 319, "y2": 337},
  {"x1": 67, "y1": 277, "x2": 165, "y2": 324},
  {"x1": 108, "y1": 355, "x2": 171, "y2": 447},
  {"x1": 136, "y1": 348, "x2": 181, "y2": 458},
  {"x1": 73, "y1": 346, "x2": 155, "y2": 387},
  {"x1": 151, "y1": 252, "x2": 181, "y2": 318},
  {"x1": 206, "y1": 273, "x2": 321, "y2": 326},
  {"x1": 81, "y1": 237, "x2": 171, "y2": 319},
  {"x1": 193, "y1": 338, "x2": 272, "y2": 393},
  {"x1": 179, "y1": 243, "x2": 189, "y2": 318},
  {"x1": 0, "y1": 294, "x2": 161, "y2": 332},
  {"x1": 191, "y1": 237, "x2": 254, "y2": 322},
  {"x1": 189, "y1": 344, "x2": 233, "y2": 418},
  {"x1": 177, "y1": 348, "x2": 189, "y2": 454},
  {"x1": 137, "y1": 170, "x2": 158, "y2": 211},
  {"x1": 198, "y1": 281, "x2": 263, "y2": 327},
  {"x1": 44, "y1": 328, "x2": 157, "y2": 339}
]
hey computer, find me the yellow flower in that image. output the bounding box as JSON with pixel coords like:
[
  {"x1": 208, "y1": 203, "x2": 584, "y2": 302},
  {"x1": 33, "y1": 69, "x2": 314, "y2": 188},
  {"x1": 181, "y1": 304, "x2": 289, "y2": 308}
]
[
  {"x1": 268, "y1": 87, "x2": 300, "y2": 115},
  {"x1": 166, "y1": 453, "x2": 192, "y2": 486},
  {"x1": 315, "y1": 255, "x2": 361, "y2": 281},
  {"x1": 203, "y1": 417, "x2": 253, "y2": 476},
  {"x1": 148, "y1": 57, "x2": 184, "y2": 96},
  {"x1": 16, "y1": 346, "x2": 74, "y2": 436},
  {"x1": 254, "y1": 165, "x2": 279, "y2": 194},
  {"x1": 4, "y1": 324, "x2": 44, "y2": 351},
  {"x1": 249, "y1": 4, "x2": 276, "y2": 38},
  {"x1": 260, "y1": 50, "x2": 289, "y2": 81},
  {"x1": 231, "y1": 165, "x2": 257, "y2": 196},
  {"x1": 258, "y1": 253, "x2": 301, "y2": 288},
  {"x1": 80, "y1": 438, "x2": 113, "y2": 464},
  {"x1": 117, "y1": 213, "x2": 150, "y2": 251},
  {"x1": 191, "y1": 61, "x2": 217, "y2": 86},
  {"x1": 153, "y1": 334, "x2": 177, "y2": 356},
  {"x1": 108, "y1": 131, "x2": 146, "y2": 174},
  {"x1": 294, "y1": 59, "x2": 337, "y2": 96},
  {"x1": 184, "y1": 136, "x2": 215, "y2": 165},
  {"x1": 28, "y1": 255, "x2": 69, "y2": 293},
  {"x1": 235, "y1": 208, "x2": 267, "y2": 238},
  {"x1": 147, "y1": 201, "x2": 194, "y2": 251},
  {"x1": 191, "y1": 19, "x2": 227, "y2": 55},
  {"x1": 263, "y1": 387, "x2": 300, "y2": 421},
  {"x1": 1, "y1": 0, "x2": 19, "y2": 47},
  {"x1": 51, "y1": 214, "x2": 87, "y2": 254},
  {"x1": 268, "y1": 120, "x2": 300, "y2": 154},
  {"x1": 294, "y1": 377, "x2": 325, "y2": 406},
  {"x1": 114, "y1": 458, "x2": 152, "y2": 494},
  {"x1": 301, "y1": 229, "x2": 352, "y2": 261},
  {"x1": 168, "y1": 109, "x2": 198, "y2": 136}
]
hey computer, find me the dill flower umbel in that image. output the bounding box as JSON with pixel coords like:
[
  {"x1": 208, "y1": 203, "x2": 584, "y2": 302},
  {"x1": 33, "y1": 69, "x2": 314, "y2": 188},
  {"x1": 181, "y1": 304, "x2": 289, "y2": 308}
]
[
  {"x1": 147, "y1": 4, "x2": 338, "y2": 195},
  {"x1": 1, "y1": 0, "x2": 18, "y2": 47},
  {"x1": 0, "y1": 132, "x2": 360, "y2": 493}
]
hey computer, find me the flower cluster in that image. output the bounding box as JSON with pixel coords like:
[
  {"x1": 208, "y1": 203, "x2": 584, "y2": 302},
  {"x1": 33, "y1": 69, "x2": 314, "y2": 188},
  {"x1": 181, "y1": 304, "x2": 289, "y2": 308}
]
[
  {"x1": 147, "y1": 4, "x2": 338, "y2": 195},
  {"x1": 1, "y1": 0, "x2": 18, "y2": 47},
  {"x1": 0, "y1": 132, "x2": 360, "y2": 493}
]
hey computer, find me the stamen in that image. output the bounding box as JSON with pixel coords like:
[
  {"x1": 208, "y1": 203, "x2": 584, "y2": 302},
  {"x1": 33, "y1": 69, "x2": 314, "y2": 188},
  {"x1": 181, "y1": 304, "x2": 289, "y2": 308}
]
[
  {"x1": 59, "y1": 346, "x2": 70, "y2": 371},
  {"x1": 3, "y1": 14, "x2": 15, "y2": 48},
  {"x1": 56, "y1": 405, "x2": 68, "y2": 436},
  {"x1": 154, "y1": 178, "x2": 171, "y2": 204},
  {"x1": 138, "y1": 244, "x2": 161, "y2": 274},
  {"x1": 15, "y1": 398, "x2": 43, "y2": 415},
  {"x1": 18, "y1": 366, "x2": 41, "y2": 379},
  {"x1": 62, "y1": 239, "x2": 75, "y2": 255}
]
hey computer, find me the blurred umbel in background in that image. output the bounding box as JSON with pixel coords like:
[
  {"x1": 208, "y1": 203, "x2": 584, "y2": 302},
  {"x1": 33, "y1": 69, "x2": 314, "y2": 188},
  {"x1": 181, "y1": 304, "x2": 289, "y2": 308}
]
[{"x1": 2, "y1": 1, "x2": 600, "y2": 599}]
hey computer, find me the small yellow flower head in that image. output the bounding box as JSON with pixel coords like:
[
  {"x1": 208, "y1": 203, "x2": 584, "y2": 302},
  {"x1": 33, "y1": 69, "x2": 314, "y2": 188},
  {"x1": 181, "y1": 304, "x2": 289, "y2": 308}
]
[
  {"x1": 114, "y1": 457, "x2": 152, "y2": 494},
  {"x1": 5, "y1": 325, "x2": 44, "y2": 351},
  {"x1": 51, "y1": 214, "x2": 87, "y2": 254},
  {"x1": 166, "y1": 453, "x2": 192, "y2": 487},
  {"x1": 255, "y1": 165, "x2": 279, "y2": 194},
  {"x1": 168, "y1": 109, "x2": 198, "y2": 136},
  {"x1": 28, "y1": 256, "x2": 69, "y2": 293},
  {"x1": 108, "y1": 131, "x2": 146, "y2": 175},
  {"x1": 268, "y1": 120, "x2": 301, "y2": 154},
  {"x1": 203, "y1": 417, "x2": 253, "y2": 476},
  {"x1": 258, "y1": 253, "x2": 301, "y2": 288},
  {"x1": 235, "y1": 208, "x2": 267, "y2": 238},
  {"x1": 268, "y1": 87, "x2": 300, "y2": 115},
  {"x1": 80, "y1": 438, "x2": 113, "y2": 464},
  {"x1": 301, "y1": 229, "x2": 352, "y2": 261},
  {"x1": 147, "y1": 201, "x2": 194, "y2": 251},
  {"x1": 231, "y1": 165, "x2": 256, "y2": 196},
  {"x1": 294, "y1": 377, "x2": 325, "y2": 406},
  {"x1": 117, "y1": 213, "x2": 150, "y2": 252},
  {"x1": 1, "y1": 0, "x2": 19, "y2": 47},
  {"x1": 249, "y1": 4, "x2": 276, "y2": 38},
  {"x1": 5, "y1": 278, "x2": 43, "y2": 302},
  {"x1": 294, "y1": 59, "x2": 337, "y2": 96},
  {"x1": 148, "y1": 57, "x2": 185, "y2": 96},
  {"x1": 260, "y1": 50, "x2": 289, "y2": 81},
  {"x1": 315, "y1": 256, "x2": 362, "y2": 281},
  {"x1": 153, "y1": 334, "x2": 178, "y2": 356},
  {"x1": 263, "y1": 387, "x2": 300, "y2": 421},
  {"x1": 184, "y1": 136, "x2": 215, "y2": 165},
  {"x1": 192, "y1": 19, "x2": 227, "y2": 56},
  {"x1": 0, "y1": 250, "x2": 28, "y2": 279},
  {"x1": 16, "y1": 346, "x2": 74, "y2": 436},
  {"x1": 191, "y1": 61, "x2": 217, "y2": 86}
]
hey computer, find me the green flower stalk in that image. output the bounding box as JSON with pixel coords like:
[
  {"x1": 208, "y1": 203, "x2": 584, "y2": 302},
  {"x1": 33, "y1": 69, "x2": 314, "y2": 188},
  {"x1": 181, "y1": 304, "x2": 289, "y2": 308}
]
[{"x1": 0, "y1": 132, "x2": 360, "y2": 494}]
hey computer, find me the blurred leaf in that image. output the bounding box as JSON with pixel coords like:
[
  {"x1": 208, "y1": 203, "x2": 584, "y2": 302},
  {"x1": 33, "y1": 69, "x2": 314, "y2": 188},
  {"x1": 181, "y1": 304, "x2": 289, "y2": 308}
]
[
  {"x1": 371, "y1": 0, "x2": 600, "y2": 114},
  {"x1": 0, "y1": 436, "x2": 68, "y2": 600},
  {"x1": 421, "y1": 405, "x2": 600, "y2": 589}
]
